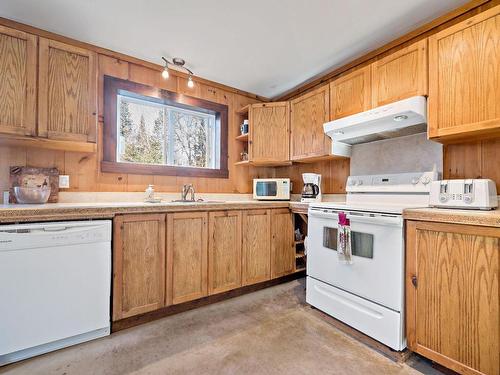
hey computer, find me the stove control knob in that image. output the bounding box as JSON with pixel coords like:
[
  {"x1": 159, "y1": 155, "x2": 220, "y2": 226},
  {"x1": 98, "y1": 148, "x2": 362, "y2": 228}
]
[
  {"x1": 420, "y1": 176, "x2": 431, "y2": 185},
  {"x1": 411, "y1": 177, "x2": 419, "y2": 185},
  {"x1": 348, "y1": 180, "x2": 356, "y2": 186},
  {"x1": 356, "y1": 180, "x2": 363, "y2": 186}
]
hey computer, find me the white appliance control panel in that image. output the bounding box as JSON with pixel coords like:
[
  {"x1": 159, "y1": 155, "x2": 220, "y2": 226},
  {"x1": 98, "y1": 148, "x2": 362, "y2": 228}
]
[
  {"x1": 429, "y1": 179, "x2": 498, "y2": 210},
  {"x1": 346, "y1": 171, "x2": 438, "y2": 193}
]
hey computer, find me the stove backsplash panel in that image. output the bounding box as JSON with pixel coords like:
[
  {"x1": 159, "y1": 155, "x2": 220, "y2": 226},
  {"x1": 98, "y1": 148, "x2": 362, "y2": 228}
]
[{"x1": 350, "y1": 133, "x2": 443, "y2": 176}]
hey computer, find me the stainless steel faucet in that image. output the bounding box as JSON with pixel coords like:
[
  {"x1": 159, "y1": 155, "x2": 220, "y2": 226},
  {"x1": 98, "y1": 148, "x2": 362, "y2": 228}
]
[{"x1": 181, "y1": 184, "x2": 195, "y2": 201}]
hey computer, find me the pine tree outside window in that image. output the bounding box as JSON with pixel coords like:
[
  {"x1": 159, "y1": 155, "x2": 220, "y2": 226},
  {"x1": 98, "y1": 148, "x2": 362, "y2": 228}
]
[
  {"x1": 102, "y1": 76, "x2": 228, "y2": 178},
  {"x1": 117, "y1": 95, "x2": 219, "y2": 169}
]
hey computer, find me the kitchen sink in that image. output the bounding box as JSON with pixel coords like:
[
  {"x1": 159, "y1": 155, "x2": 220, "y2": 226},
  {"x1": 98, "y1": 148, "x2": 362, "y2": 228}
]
[{"x1": 170, "y1": 199, "x2": 225, "y2": 204}]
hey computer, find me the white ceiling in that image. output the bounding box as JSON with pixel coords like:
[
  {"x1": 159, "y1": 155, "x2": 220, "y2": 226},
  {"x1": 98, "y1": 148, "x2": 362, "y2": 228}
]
[{"x1": 0, "y1": 0, "x2": 469, "y2": 98}]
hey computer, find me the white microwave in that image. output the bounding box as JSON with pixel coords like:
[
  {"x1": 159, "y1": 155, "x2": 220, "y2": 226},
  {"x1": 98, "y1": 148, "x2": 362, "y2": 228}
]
[{"x1": 253, "y1": 178, "x2": 291, "y2": 200}]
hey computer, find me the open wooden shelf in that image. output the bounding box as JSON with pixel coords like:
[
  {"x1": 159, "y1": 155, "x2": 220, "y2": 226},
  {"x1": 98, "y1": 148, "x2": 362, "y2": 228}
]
[
  {"x1": 235, "y1": 133, "x2": 248, "y2": 142},
  {"x1": 236, "y1": 104, "x2": 250, "y2": 115},
  {"x1": 296, "y1": 251, "x2": 305, "y2": 259},
  {"x1": 295, "y1": 239, "x2": 304, "y2": 245},
  {"x1": 234, "y1": 160, "x2": 292, "y2": 167},
  {"x1": 295, "y1": 267, "x2": 306, "y2": 273},
  {"x1": 0, "y1": 134, "x2": 97, "y2": 153},
  {"x1": 292, "y1": 154, "x2": 348, "y2": 163},
  {"x1": 234, "y1": 160, "x2": 250, "y2": 166}
]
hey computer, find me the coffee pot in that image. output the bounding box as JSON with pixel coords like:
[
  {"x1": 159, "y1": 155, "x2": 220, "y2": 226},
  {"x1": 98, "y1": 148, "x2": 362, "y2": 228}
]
[{"x1": 301, "y1": 173, "x2": 322, "y2": 203}]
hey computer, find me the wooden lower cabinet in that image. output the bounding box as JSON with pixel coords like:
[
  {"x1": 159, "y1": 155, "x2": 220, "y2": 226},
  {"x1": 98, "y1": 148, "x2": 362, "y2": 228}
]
[
  {"x1": 242, "y1": 209, "x2": 271, "y2": 286},
  {"x1": 271, "y1": 209, "x2": 295, "y2": 278},
  {"x1": 208, "y1": 211, "x2": 242, "y2": 295},
  {"x1": 167, "y1": 212, "x2": 208, "y2": 305},
  {"x1": 113, "y1": 208, "x2": 297, "y2": 321},
  {"x1": 112, "y1": 214, "x2": 166, "y2": 321},
  {"x1": 406, "y1": 221, "x2": 499, "y2": 375}
]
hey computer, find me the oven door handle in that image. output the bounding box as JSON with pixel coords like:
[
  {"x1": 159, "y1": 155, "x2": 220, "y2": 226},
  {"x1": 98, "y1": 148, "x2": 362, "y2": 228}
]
[
  {"x1": 346, "y1": 214, "x2": 402, "y2": 227},
  {"x1": 309, "y1": 210, "x2": 402, "y2": 227}
]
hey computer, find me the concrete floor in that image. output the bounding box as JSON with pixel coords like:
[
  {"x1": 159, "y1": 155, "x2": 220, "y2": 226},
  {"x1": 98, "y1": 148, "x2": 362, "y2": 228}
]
[{"x1": 1, "y1": 279, "x2": 441, "y2": 375}]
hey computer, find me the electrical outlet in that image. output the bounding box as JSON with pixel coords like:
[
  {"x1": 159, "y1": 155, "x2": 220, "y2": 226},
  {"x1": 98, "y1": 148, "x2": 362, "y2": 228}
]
[{"x1": 59, "y1": 175, "x2": 70, "y2": 189}]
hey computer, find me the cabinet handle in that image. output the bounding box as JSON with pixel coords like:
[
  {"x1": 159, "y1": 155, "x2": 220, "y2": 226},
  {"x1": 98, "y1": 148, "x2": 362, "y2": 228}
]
[{"x1": 411, "y1": 275, "x2": 418, "y2": 288}]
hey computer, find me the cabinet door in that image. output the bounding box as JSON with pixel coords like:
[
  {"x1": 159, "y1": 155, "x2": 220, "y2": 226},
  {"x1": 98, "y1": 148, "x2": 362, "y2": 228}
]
[
  {"x1": 249, "y1": 102, "x2": 290, "y2": 163},
  {"x1": 208, "y1": 211, "x2": 242, "y2": 295},
  {"x1": 0, "y1": 25, "x2": 37, "y2": 136},
  {"x1": 330, "y1": 66, "x2": 371, "y2": 120},
  {"x1": 428, "y1": 6, "x2": 500, "y2": 140},
  {"x1": 290, "y1": 85, "x2": 330, "y2": 161},
  {"x1": 113, "y1": 214, "x2": 166, "y2": 321},
  {"x1": 371, "y1": 39, "x2": 427, "y2": 107},
  {"x1": 167, "y1": 212, "x2": 208, "y2": 304},
  {"x1": 406, "y1": 221, "x2": 499, "y2": 375},
  {"x1": 270, "y1": 209, "x2": 295, "y2": 278},
  {"x1": 242, "y1": 209, "x2": 271, "y2": 286},
  {"x1": 38, "y1": 38, "x2": 97, "y2": 142}
]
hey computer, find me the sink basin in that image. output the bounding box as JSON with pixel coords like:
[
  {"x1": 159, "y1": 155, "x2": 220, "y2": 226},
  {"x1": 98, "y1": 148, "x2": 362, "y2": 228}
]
[{"x1": 170, "y1": 199, "x2": 225, "y2": 204}]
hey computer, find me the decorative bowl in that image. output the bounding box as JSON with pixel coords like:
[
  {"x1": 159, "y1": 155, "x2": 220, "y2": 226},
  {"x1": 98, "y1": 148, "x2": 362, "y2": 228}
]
[{"x1": 13, "y1": 186, "x2": 51, "y2": 204}]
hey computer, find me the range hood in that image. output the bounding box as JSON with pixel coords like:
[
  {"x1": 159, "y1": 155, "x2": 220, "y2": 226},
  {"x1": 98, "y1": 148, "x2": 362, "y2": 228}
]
[{"x1": 324, "y1": 96, "x2": 427, "y2": 157}]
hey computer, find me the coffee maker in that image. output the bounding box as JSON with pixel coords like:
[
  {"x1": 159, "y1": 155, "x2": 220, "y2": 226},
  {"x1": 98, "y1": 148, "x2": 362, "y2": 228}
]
[{"x1": 301, "y1": 173, "x2": 322, "y2": 203}]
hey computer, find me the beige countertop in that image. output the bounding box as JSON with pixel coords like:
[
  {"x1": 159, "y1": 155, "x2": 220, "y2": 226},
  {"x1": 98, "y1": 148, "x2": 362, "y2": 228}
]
[
  {"x1": 0, "y1": 200, "x2": 291, "y2": 223},
  {"x1": 403, "y1": 207, "x2": 500, "y2": 227}
]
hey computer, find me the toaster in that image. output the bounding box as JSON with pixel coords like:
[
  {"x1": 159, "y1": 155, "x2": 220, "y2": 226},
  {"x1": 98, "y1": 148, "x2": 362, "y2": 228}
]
[{"x1": 429, "y1": 179, "x2": 498, "y2": 210}]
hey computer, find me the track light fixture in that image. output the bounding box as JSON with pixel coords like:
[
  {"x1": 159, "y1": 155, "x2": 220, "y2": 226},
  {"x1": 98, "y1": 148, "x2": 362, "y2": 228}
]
[{"x1": 161, "y1": 57, "x2": 195, "y2": 88}]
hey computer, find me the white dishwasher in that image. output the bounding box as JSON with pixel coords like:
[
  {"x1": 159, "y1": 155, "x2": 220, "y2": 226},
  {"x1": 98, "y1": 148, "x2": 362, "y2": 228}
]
[{"x1": 0, "y1": 220, "x2": 112, "y2": 366}]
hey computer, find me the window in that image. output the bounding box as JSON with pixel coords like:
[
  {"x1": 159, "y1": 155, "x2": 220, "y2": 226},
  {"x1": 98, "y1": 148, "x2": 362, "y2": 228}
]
[{"x1": 102, "y1": 76, "x2": 228, "y2": 178}]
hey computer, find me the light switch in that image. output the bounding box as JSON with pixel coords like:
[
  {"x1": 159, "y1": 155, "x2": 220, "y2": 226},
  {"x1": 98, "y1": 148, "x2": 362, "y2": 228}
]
[{"x1": 59, "y1": 175, "x2": 70, "y2": 189}]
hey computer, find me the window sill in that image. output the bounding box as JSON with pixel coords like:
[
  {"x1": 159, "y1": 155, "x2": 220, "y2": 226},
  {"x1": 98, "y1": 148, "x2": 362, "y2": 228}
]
[{"x1": 101, "y1": 161, "x2": 229, "y2": 178}]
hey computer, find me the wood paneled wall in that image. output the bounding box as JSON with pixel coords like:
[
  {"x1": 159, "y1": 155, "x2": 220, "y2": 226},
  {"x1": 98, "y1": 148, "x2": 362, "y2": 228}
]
[
  {"x1": 0, "y1": 53, "x2": 279, "y2": 195},
  {"x1": 444, "y1": 139, "x2": 500, "y2": 190},
  {"x1": 275, "y1": 159, "x2": 350, "y2": 194}
]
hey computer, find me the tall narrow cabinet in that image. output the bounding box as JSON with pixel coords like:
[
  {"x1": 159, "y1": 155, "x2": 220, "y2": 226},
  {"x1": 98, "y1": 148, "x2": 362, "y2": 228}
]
[
  {"x1": 112, "y1": 214, "x2": 166, "y2": 321},
  {"x1": 0, "y1": 25, "x2": 37, "y2": 136},
  {"x1": 290, "y1": 85, "x2": 330, "y2": 161},
  {"x1": 38, "y1": 38, "x2": 97, "y2": 142},
  {"x1": 167, "y1": 212, "x2": 208, "y2": 305},
  {"x1": 242, "y1": 209, "x2": 271, "y2": 285},
  {"x1": 208, "y1": 211, "x2": 242, "y2": 295},
  {"x1": 249, "y1": 102, "x2": 290, "y2": 164},
  {"x1": 406, "y1": 221, "x2": 499, "y2": 375},
  {"x1": 270, "y1": 208, "x2": 295, "y2": 278}
]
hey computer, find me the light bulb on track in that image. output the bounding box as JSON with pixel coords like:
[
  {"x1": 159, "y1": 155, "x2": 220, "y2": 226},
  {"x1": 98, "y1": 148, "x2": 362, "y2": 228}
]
[
  {"x1": 162, "y1": 67, "x2": 169, "y2": 79},
  {"x1": 187, "y1": 75, "x2": 194, "y2": 88}
]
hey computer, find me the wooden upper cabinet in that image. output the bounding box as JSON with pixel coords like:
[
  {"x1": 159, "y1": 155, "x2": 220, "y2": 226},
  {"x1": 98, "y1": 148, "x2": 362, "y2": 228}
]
[
  {"x1": 249, "y1": 102, "x2": 290, "y2": 163},
  {"x1": 167, "y1": 212, "x2": 208, "y2": 305},
  {"x1": 242, "y1": 209, "x2": 271, "y2": 286},
  {"x1": 112, "y1": 214, "x2": 166, "y2": 321},
  {"x1": 208, "y1": 211, "x2": 242, "y2": 295},
  {"x1": 371, "y1": 39, "x2": 428, "y2": 107},
  {"x1": 290, "y1": 85, "x2": 330, "y2": 161},
  {"x1": 428, "y1": 6, "x2": 500, "y2": 141},
  {"x1": 0, "y1": 25, "x2": 37, "y2": 137},
  {"x1": 330, "y1": 66, "x2": 371, "y2": 120},
  {"x1": 38, "y1": 38, "x2": 97, "y2": 143},
  {"x1": 270, "y1": 209, "x2": 295, "y2": 278},
  {"x1": 406, "y1": 221, "x2": 499, "y2": 375}
]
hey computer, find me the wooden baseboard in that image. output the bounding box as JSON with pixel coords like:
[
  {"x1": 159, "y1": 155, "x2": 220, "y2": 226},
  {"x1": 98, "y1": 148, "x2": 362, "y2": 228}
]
[
  {"x1": 308, "y1": 305, "x2": 412, "y2": 363},
  {"x1": 112, "y1": 271, "x2": 305, "y2": 332}
]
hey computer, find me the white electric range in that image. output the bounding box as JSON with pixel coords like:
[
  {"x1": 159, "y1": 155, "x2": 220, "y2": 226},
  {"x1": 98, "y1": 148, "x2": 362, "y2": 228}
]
[{"x1": 306, "y1": 170, "x2": 437, "y2": 351}]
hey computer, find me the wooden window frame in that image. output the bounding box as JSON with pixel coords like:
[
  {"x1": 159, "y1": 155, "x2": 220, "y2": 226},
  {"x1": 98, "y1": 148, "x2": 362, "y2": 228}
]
[{"x1": 102, "y1": 76, "x2": 229, "y2": 178}]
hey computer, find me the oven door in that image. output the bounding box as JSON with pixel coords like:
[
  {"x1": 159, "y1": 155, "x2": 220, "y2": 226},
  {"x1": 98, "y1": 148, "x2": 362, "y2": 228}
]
[{"x1": 307, "y1": 207, "x2": 404, "y2": 311}]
